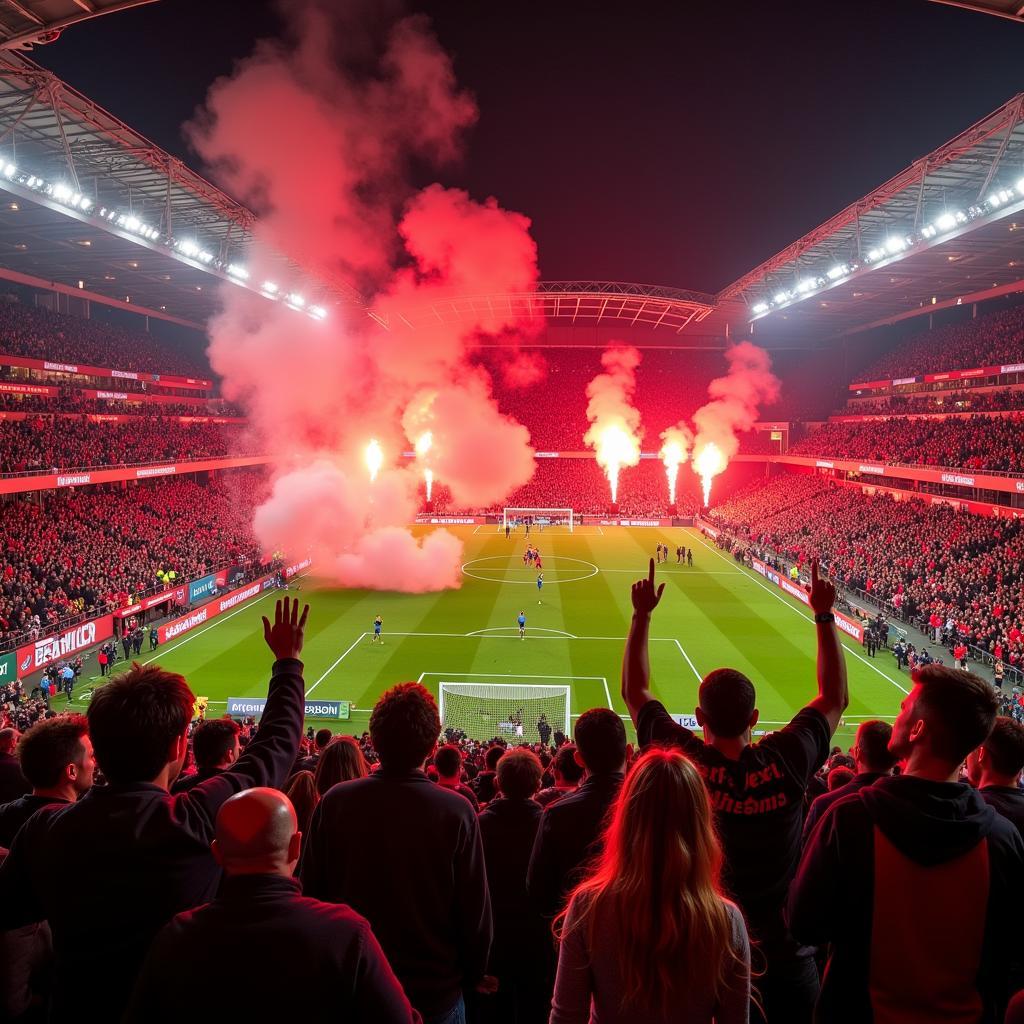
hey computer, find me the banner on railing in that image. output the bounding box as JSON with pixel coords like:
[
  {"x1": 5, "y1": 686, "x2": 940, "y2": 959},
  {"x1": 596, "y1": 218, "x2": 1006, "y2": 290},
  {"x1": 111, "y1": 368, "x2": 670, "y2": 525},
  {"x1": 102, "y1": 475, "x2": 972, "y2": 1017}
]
[
  {"x1": 225, "y1": 697, "x2": 351, "y2": 720},
  {"x1": 748, "y1": 557, "x2": 864, "y2": 642},
  {"x1": 114, "y1": 585, "x2": 187, "y2": 619},
  {"x1": 851, "y1": 360, "x2": 1024, "y2": 393},
  {"x1": 16, "y1": 615, "x2": 114, "y2": 677},
  {"x1": 0, "y1": 353, "x2": 212, "y2": 389},
  {"x1": 0, "y1": 382, "x2": 59, "y2": 397},
  {"x1": 158, "y1": 575, "x2": 274, "y2": 644},
  {"x1": 188, "y1": 575, "x2": 217, "y2": 603},
  {"x1": 0, "y1": 652, "x2": 14, "y2": 682},
  {"x1": 284, "y1": 557, "x2": 312, "y2": 579}
]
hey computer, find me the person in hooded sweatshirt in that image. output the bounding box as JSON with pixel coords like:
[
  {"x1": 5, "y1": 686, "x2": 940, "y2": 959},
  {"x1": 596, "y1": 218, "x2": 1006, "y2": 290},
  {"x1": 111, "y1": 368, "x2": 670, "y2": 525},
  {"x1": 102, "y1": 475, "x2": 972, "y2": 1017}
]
[{"x1": 789, "y1": 665, "x2": 1024, "y2": 1024}]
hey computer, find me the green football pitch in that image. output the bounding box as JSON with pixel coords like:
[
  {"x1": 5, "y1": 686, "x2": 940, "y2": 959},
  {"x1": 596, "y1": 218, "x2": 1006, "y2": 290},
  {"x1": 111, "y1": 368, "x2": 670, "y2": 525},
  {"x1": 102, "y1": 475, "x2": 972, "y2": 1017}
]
[{"x1": 75, "y1": 526, "x2": 908, "y2": 748}]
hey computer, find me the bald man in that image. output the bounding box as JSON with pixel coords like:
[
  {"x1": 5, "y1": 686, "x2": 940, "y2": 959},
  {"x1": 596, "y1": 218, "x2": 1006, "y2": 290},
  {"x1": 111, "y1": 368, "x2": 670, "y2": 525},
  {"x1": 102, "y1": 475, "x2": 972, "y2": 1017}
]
[{"x1": 126, "y1": 789, "x2": 417, "y2": 1024}]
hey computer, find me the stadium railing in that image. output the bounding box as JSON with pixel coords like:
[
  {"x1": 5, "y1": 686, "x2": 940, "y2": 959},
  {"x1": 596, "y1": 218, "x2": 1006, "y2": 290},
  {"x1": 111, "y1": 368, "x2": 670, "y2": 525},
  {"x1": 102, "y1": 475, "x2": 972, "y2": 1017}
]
[{"x1": 0, "y1": 556, "x2": 275, "y2": 656}]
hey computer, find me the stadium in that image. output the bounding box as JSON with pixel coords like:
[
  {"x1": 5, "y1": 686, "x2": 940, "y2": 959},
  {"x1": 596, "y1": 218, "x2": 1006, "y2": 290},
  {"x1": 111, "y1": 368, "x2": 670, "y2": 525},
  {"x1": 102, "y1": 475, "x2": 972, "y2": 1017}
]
[{"x1": 1, "y1": 2, "x2": 1024, "y2": 1023}]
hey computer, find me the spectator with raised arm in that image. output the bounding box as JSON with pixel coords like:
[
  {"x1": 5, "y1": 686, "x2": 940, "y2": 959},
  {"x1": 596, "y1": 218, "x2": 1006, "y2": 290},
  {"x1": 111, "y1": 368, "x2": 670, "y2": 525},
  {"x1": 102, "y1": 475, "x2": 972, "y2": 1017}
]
[
  {"x1": 622, "y1": 557, "x2": 847, "y2": 1024},
  {"x1": 126, "y1": 788, "x2": 419, "y2": 1024},
  {"x1": 790, "y1": 666, "x2": 1024, "y2": 1022},
  {"x1": 0, "y1": 596, "x2": 309, "y2": 1022}
]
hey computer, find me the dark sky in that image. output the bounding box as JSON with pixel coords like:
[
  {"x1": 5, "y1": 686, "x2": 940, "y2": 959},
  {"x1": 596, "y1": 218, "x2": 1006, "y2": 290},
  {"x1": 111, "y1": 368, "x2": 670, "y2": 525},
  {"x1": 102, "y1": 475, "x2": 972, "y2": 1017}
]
[{"x1": 29, "y1": 0, "x2": 1024, "y2": 294}]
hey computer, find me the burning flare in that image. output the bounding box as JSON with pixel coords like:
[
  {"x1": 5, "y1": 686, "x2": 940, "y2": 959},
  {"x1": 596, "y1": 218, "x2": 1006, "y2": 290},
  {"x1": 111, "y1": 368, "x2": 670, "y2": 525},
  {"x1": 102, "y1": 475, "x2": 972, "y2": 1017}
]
[
  {"x1": 416, "y1": 432, "x2": 434, "y2": 502},
  {"x1": 595, "y1": 424, "x2": 637, "y2": 503},
  {"x1": 694, "y1": 442, "x2": 727, "y2": 506},
  {"x1": 364, "y1": 439, "x2": 383, "y2": 482},
  {"x1": 659, "y1": 426, "x2": 692, "y2": 506}
]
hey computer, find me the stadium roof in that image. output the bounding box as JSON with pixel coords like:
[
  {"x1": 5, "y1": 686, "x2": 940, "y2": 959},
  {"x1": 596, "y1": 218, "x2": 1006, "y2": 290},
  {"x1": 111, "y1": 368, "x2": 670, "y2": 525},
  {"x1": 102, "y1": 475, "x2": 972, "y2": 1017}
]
[
  {"x1": 0, "y1": 0, "x2": 157, "y2": 51},
  {"x1": 716, "y1": 93, "x2": 1024, "y2": 344},
  {"x1": 928, "y1": 1, "x2": 1024, "y2": 23},
  {"x1": 370, "y1": 280, "x2": 715, "y2": 335},
  {"x1": 0, "y1": 50, "x2": 361, "y2": 327}
]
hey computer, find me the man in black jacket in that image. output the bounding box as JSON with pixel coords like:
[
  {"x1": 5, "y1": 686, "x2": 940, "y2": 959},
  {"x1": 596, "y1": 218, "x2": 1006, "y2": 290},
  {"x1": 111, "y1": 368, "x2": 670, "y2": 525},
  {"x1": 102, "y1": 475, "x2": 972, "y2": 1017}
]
[
  {"x1": 126, "y1": 787, "x2": 417, "y2": 1023},
  {"x1": 0, "y1": 714, "x2": 94, "y2": 847},
  {"x1": 0, "y1": 728, "x2": 29, "y2": 804},
  {"x1": 170, "y1": 718, "x2": 241, "y2": 795},
  {"x1": 802, "y1": 719, "x2": 895, "y2": 844},
  {"x1": 0, "y1": 596, "x2": 309, "y2": 1022},
  {"x1": 967, "y1": 715, "x2": 1024, "y2": 837},
  {"x1": 301, "y1": 682, "x2": 491, "y2": 1024},
  {"x1": 527, "y1": 707, "x2": 626, "y2": 920},
  {"x1": 479, "y1": 748, "x2": 548, "y2": 1023},
  {"x1": 790, "y1": 665, "x2": 1024, "y2": 1023}
]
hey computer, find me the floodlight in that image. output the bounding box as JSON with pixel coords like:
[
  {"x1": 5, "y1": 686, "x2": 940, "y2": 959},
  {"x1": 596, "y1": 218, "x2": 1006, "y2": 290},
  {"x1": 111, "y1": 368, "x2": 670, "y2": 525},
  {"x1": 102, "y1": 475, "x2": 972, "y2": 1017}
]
[
  {"x1": 751, "y1": 301, "x2": 769, "y2": 315},
  {"x1": 227, "y1": 264, "x2": 249, "y2": 279},
  {"x1": 826, "y1": 265, "x2": 847, "y2": 281},
  {"x1": 309, "y1": 305, "x2": 327, "y2": 319},
  {"x1": 884, "y1": 236, "x2": 906, "y2": 255},
  {"x1": 773, "y1": 291, "x2": 788, "y2": 304},
  {"x1": 796, "y1": 278, "x2": 817, "y2": 294},
  {"x1": 53, "y1": 183, "x2": 71, "y2": 201},
  {"x1": 178, "y1": 240, "x2": 199, "y2": 257},
  {"x1": 3, "y1": 163, "x2": 14, "y2": 178},
  {"x1": 286, "y1": 293, "x2": 306, "y2": 307},
  {"x1": 79, "y1": 196, "x2": 91, "y2": 211}
]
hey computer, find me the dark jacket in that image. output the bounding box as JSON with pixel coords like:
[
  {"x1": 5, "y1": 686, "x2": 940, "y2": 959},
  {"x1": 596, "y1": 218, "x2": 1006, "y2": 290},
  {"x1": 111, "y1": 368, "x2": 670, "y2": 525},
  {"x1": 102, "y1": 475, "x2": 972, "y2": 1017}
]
[
  {"x1": 300, "y1": 767, "x2": 492, "y2": 1018},
  {"x1": 0, "y1": 794, "x2": 69, "y2": 848},
  {"x1": 789, "y1": 774, "x2": 1024, "y2": 1023},
  {"x1": 125, "y1": 874, "x2": 419, "y2": 1023},
  {"x1": 801, "y1": 771, "x2": 886, "y2": 845},
  {"x1": 0, "y1": 752, "x2": 29, "y2": 805},
  {"x1": 169, "y1": 766, "x2": 224, "y2": 795},
  {"x1": 526, "y1": 772, "x2": 623, "y2": 919},
  {"x1": 980, "y1": 784, "x2": 1024, "y2": 839},
  {"x1": 0, "y1": 657, "x2": 305, "y2": 1023},
  {"x1": 478, "y1": 797, "x2": 547, "y2": 970}
]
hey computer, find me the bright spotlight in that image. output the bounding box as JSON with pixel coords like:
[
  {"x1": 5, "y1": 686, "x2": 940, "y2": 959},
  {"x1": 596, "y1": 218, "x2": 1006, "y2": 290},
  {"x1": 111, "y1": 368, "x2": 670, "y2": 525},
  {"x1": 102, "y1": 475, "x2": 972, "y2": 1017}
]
[
  {"x1": 884, "y1": 236, "x2": 906, "y2": 255},
  {"x1": 751, "y1": 302, "x2": 769, "y2": 315},
  {"x1": 226, "y1": 264, "x2": 249, "y2": 279},
  {"x1": 286, "y1": 293, "x2": 306, "y2": 307},
  {"x1": 3, "y1": 163, "x2": 15, "y2": 178},
  {"x1": 935, "y1": 212, "x2": 957, "y2": 232},
  {"x1": 53, "y1": 183, "x2": 72, "y2": 201},
  {"x1": 773, "y1": 291, "x2": 789, "y2": 304},
  {"x1": 178, "y1": 240, "x2": 199, "y2": 257},
  {"x1": 796, "y1": 278, "x2": 817, "y2": 294},
  {"x1": 309, "y1": 305, "x2": 327, "y2": 320},
  {"x1": 826, "y1": 264, "x2": 848, "y2": 281},
  {"x1": 78, "y1": 196, "x2": 91, "y2": 211}
]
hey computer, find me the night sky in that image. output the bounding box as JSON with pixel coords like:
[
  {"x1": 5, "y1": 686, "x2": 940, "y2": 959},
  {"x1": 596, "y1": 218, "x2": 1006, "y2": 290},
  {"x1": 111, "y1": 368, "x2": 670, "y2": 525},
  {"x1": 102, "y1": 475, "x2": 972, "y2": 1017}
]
[{"x1": 29, "y1": 0, "x2": 1024, "y2": 294}]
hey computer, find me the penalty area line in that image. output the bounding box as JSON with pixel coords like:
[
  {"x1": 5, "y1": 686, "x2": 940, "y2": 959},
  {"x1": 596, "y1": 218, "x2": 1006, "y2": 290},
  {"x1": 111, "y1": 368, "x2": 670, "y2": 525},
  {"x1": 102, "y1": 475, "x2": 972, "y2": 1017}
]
[{"x1": 305, "y1": 633, "x2": 369, "y2": 698}]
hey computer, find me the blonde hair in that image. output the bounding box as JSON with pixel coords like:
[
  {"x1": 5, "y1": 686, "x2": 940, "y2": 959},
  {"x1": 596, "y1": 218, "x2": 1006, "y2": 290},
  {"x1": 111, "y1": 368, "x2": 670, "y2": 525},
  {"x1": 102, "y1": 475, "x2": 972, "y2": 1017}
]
[{"x1": 556, "y1": 748, "x2": 741, "y2": 1014}]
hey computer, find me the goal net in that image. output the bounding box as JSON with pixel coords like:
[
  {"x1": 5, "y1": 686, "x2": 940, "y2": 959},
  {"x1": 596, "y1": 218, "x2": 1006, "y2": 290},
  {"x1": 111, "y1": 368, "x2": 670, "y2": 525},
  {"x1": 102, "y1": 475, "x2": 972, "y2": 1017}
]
[
  {"x1": 503, "y1": 507, "x2": 574, "y2": 533},
  {"x1": 439, "y1": 682, "x2": 571, "y2": 743}
]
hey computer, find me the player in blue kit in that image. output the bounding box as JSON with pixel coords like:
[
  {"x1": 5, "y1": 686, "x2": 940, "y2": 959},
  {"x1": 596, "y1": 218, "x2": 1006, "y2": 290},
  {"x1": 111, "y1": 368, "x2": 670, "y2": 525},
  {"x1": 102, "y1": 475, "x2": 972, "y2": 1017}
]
[
  {"x1": 371, "y1": 615, "x2": 383, "y2": 644},
  {"x1": 518, "y1": 611, "x2": 526, "y2": 639},
  {"x1": 536, "y1": 572, "x2": 543, "y2": 604}
]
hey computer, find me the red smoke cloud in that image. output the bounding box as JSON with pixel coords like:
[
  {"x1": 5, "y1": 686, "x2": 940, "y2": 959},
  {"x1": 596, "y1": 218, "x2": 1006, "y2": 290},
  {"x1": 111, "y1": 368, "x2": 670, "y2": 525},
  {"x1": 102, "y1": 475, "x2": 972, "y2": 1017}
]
[
  {"x1": 194, "y1": 3, "x2": 539, "y2": 592},
  {"x1": 692, "y1": 341, "x2": 781, "y2": 461}
]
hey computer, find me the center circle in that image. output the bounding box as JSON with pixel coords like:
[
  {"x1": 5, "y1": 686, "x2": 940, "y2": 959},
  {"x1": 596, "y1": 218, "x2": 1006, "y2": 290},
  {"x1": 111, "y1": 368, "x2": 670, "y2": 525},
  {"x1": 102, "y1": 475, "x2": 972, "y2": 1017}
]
[{"x1": 461, "y1": 555, "x2": 599, "y2": 585}]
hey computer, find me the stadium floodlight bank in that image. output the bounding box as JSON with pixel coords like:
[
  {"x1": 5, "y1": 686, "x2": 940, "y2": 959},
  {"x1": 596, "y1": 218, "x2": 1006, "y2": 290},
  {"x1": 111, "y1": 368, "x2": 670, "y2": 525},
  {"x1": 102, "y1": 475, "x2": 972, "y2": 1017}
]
[
  {"x1": 439, "y1": 682, "x2": 571, "y2": 742},
  {"x1": 502, "y1": 507, "x2": 574, "y2": 532}
]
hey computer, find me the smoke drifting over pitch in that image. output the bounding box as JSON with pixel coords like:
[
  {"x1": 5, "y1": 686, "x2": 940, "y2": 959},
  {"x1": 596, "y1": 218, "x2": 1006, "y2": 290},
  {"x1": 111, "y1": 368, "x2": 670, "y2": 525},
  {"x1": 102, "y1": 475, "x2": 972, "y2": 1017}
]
[{"x1": 192, "y1": 2, "x2": 539, "y2": 592}]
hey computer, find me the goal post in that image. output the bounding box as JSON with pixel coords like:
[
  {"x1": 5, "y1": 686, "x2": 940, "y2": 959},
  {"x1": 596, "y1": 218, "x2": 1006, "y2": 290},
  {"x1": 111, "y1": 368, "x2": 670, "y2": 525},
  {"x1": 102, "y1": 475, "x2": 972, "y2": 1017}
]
[
  {"x1": 439, "y1": 682, "x2": 571, "y2": 742},
  {"x1": 503, "y1": 507, "x2": 574, "y2": 533}
]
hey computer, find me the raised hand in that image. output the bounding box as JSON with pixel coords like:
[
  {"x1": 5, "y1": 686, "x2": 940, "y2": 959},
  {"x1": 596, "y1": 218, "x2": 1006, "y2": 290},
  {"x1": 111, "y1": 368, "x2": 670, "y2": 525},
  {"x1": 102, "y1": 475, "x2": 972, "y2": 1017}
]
[
  {"x1": 631, "y1": 558, "x2": 666, "y2": 617},
  {"x1": 808, "y1": 558, "x2": 836, "y2": 615},
  {"x1": 262, "y1": 596, "x2": 310, "y2": 661}
]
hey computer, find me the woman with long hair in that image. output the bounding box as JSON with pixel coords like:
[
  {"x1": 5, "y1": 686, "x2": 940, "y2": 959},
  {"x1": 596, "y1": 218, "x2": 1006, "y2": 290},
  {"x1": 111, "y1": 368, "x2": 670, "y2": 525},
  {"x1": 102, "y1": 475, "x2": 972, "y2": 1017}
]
[
  {"x1": 314, "y1": 735, "x2": 369, "y2": 797},
  {"x1": 550, "y1": 747, "x2": 750, "y2": 1023}
]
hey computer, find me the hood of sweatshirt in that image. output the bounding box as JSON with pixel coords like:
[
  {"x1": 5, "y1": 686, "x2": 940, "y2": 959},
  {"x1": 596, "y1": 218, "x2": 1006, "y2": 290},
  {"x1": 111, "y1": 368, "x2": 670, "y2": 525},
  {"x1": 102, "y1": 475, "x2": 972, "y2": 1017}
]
[{"x1": 859, "y1": 774, "x2": 998, "y2": 867}]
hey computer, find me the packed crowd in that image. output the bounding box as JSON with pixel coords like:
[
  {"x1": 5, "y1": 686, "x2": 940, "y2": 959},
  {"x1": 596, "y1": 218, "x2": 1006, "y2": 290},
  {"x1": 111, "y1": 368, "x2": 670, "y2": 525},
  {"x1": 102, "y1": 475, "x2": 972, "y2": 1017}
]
[
  {"x1": 855, "y1": 302, "x2": 1024, "y2": 382},
  {"x1": 845, "y1": 388, "x2": 1024, "y2": 415},
  {"x1": 789, "y1": 414, "x2": 1024, "y2": 472},
  {"x1": 0, "y1": 392, "x2": 241, "y2": 416},
  {"x1": 709, "y1": 475, "x2": 1024, "y2": 670},
  {"x1": 0, "y1": 473, "x2": 265, "y2": 649},
  {"x1": 0, "y1": 300, "x2": 209, "y2": 377},
  {"x1": 0, "y1": 577, "x2": 1020, "y2": 1024},
  {"x1": 0, "y1": 417, "x2": 257, "y2": 474},
  {"x1": 486, "y1": 348, "x2": 728, "y2": 450},
  {"x1": 429, "y1": 458, "x2": 704, "y2": 517}
]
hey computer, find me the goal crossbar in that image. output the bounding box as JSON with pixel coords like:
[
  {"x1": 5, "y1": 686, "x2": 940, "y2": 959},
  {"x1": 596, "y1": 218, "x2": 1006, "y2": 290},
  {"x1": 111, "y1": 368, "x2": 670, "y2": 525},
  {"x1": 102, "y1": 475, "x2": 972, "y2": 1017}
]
[
  {"x1": 439, "y1": 681, "x2": 571, "y2": 741},
  {"x1": 503, "y1": 507, "x2": 574, "y2": 532}
]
